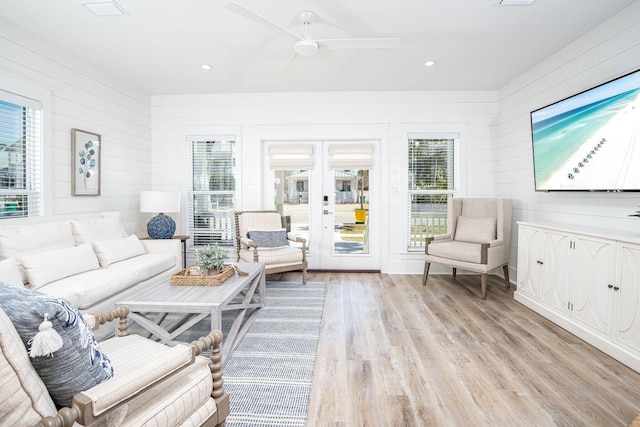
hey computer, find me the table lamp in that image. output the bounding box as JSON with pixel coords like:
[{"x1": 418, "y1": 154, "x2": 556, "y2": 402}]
[{"x1": 140, "y1": 191, "x2": 180, "y2": 239}]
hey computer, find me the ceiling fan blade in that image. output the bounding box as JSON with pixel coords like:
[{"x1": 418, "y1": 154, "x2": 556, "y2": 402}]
[
  {"x1": 317, "y1": 38, "x2": 400, "y2": 50},
  {"x1": 281, "y1": 53, "x2": 299, "y2": 79},
  {"x1": 225, "y1": 2, "x2": 302, "y2": 42}
]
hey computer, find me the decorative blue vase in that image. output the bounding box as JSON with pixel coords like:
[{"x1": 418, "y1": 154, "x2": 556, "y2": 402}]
[{"x1": 147, "y1": 213, "x2": 176, "y2": 239}]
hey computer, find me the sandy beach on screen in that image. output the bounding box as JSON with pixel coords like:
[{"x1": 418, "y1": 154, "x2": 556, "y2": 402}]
[{"x1": 541, "y1": 94, "x2": 640, "y2": 190}]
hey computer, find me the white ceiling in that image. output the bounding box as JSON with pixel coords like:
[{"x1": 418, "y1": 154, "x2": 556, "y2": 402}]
[{"x1": 0, "y1": 0, "x2": 636, "y2": 95}]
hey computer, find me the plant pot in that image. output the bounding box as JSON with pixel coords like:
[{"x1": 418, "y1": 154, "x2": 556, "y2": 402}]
[{"x1": 354, "y1": 209, "x2": 367, "y2": 224}]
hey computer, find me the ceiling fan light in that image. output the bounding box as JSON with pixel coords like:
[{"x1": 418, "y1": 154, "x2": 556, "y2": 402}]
[{"x1": 294, "y1": 39, "x2": 319, "y2": 56}]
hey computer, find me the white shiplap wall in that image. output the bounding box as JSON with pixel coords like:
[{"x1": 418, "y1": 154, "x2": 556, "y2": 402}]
[
  {"x1": 152, "y1": 90, "x2": 497, "y2": 273},
  {"x1": 0, "y1": 17, "x2": 153, "y2": 233},
  {"x1": 495, "y1": 0, "x2": 640, "y2": 281}
]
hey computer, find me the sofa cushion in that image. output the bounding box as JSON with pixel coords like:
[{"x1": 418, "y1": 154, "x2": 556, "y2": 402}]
[
  {"x1": 0, "y1": 221, "x2": 76, "y2": 284},
  {"x1": 247, "y1": 229, "x2": 289, "y2": 248},
  {"x1": 427, "y1": 240, "x2": 484, "y2": 264},
  {"x1": 454, "y1": 216, "x2": 497, "y2": 244},
  {"x1": 22, "y1": 243, "x2": 100, "y2": 290},
  {"x1": 107, "y1": 253, "x2": 176, "y2": 283},
  {"x1": 92, "y1": 235, "x2": 146, "y2": 267},
  {"x1": 70, "y1": 216, "x2": 127, "y2": 244},
  {"x1": 37, "y1": 268, "x2": 140, "y2": 310},
  {"x1": 0, "y1": 306, "x2": 57, "y2": 424},
  {"x1": 0, "y1": 284, "x2": 113, "y2": 408},
  {"x1": 0, "y1": 258, "x2": 24, "y2": 287}
]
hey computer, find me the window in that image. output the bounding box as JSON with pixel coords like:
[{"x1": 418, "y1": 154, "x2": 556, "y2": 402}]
[
  {"x1": 188, "y1": 137, "x2": 236, "y2": 249},
  {"x1": 407, "y1": 134, "x2": 459, "y2": 250},
  {"x1": 0, "y1": 92, "x2": 42, "y2": 219}
]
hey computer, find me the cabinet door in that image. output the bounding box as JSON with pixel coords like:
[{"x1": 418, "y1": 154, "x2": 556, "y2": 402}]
[
  {"x1": 572, "y1": 235, "x2": 614, "y2": 337},
  {"x1": 516, "y1": 226, "x2": 542, "y2": 299},
  {"x1": 614, "y1": 242, "x2": 640, "y2": 353},
  {"x1": 540, "y1": 230, "x2": 572, "y2": 315}
]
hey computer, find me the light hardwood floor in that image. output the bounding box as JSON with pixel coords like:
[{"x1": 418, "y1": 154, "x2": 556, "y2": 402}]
[{"x1": 273, "y1": 271, "x2": 640, "y2": 427}]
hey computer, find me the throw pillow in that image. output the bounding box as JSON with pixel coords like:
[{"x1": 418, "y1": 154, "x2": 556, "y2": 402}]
[
  {"x1": 0, "y1": 258, "x2": 25, "y2": 287},
  {"x1": 91, "y1": 234, "x2": 146, "y2": 267},
  {"x1": 247, "y1": 229, "x2": 289, "y2": 248},
  {"x1": 454, "y1": 216, "x2": 497, "y2": 244},
  {"x1": 0, "y1": 284, "x2": 114, "y2": 409},
  {"x1": 70, "y1": 216, "x2": 127, "y2": 245},
  {"x1": 21, "y1": 243, "x2": 100, "y2": 290}
]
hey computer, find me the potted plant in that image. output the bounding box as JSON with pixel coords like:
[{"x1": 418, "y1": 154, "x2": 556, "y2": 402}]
[{"x1": 195, "y1": 243, "x2": 227, "y2": 275}]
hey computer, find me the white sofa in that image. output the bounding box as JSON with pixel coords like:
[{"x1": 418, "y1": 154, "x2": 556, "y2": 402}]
[{"x1": 0, "y1": 212, "x2": 181, "y2": 325}]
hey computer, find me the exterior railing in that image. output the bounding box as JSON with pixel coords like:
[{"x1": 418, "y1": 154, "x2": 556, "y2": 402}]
[{"x1": 408, "y1": 212, "x2": 448, "y2": 249}]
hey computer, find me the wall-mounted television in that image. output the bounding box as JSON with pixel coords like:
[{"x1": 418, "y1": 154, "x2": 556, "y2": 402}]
[{"x1": 530, "y1": 68, "x2": 640, "y2": 192}]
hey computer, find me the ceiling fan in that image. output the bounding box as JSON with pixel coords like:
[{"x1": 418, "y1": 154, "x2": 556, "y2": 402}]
[{"x1": 225, "y1": 2, "x2": 400, "y2": 57}]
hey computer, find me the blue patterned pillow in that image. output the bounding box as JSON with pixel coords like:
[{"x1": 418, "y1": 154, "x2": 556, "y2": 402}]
[
  {"x1": 247, "y1": 229, "x2": 289, "y2": 248},
  {"x1": 0, "y1": 283, "x2": 113, "y2": 408}
]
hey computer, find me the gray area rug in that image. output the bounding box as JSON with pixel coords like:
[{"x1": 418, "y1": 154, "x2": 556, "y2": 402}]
[
  {"x1": 224, "y1": 281, "x2": 326, "y2": 427},
  {"x1": 125, "y1": 281, "x2": 326, "y2": 426}
]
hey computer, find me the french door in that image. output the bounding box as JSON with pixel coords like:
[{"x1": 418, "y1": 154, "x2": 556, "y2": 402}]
[{"x1": 265, "y1": 140, "x2": 379, "y2": 271}]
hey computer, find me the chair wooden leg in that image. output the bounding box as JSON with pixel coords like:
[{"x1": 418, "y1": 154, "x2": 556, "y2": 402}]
[
  {"x1": 452, "y1": 268, "x2": 457, "y2": 278},
  {"x1": 422, "y1": 262, "x2": 430, "y2": 286},
  {"x1": 481, "y1": 274, "x2": 488, "y2": 300},
  {"x1": 503, "y1": 265, "x2": 510, "y2": 289},
  {"x1": 302, "y1": 269, "x2": 308, "y2": 285}
]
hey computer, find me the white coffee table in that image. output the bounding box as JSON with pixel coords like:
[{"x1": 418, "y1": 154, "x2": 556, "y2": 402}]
[{"x1": 118, "y1": 261, "x2": 265, "y2": 364}]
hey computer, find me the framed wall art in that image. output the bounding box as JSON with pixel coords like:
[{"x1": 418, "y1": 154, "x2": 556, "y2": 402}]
[{"x1": 71, "y1": 128, "x2": 101, "y2": 196}]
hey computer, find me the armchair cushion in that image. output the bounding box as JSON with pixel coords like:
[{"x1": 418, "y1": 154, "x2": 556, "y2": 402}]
[
  {"x1": 0, "y1": 284, "x2": 113, "y2": 408},
  {"x1": 83, "y1": 334, "x2": 194, "y2": 417},
  {"x1": 246, "y1": 229, "x2": 289, "y2": 248},
  {"x1": 427, "y1": 241, "x2": 484, "y2": 264},
  {"x1": 21, "y1": 243, "x2": 100, "y2": 289},
  {"x1": 238, "y1": 246, "x2": 304, "y2": 267},
  {"x1": 454, "y1": 216, "x2": 497, "y2": 244}
]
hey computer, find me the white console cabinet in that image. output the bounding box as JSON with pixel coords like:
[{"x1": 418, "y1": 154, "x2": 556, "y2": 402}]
[{"x1": 515, "y1": 222, "x2": 640, "y2": 373}]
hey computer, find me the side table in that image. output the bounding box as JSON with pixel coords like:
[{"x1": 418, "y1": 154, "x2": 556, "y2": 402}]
[{"x1": 141, "y1": 235, "x2": 189, "y2": 268}]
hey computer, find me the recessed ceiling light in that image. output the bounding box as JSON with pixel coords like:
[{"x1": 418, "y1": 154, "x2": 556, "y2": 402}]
[
  {"x1": 201, "y1": 64, "x2": 213, "y2": 70},
  {"x1": 494, "y1": 0, "x2": 535, "y2": 6},
  {"x1": 83, "y1": 1, "x2": 127, "y2": 16},
  {"x1": 424, "y1": 60, "x2": 437, "y2": 67}
]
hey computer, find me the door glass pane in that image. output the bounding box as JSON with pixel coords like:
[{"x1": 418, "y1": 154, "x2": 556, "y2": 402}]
[
  {"x1": 333, "y1": 169, "x2": 369, "y2": 255},
  {"x1": 274, "y1": 170, "x2": 309, "y2": 248}
]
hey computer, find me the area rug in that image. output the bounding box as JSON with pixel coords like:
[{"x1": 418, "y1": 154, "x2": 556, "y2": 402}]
[{"x1": 223, "y1": 281, "x2": 326, "y2": 427}]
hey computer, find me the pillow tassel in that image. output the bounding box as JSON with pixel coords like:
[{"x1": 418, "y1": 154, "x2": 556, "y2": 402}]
[{"x1": 29, "y1": 313, "x2": 63, "y2": 358}]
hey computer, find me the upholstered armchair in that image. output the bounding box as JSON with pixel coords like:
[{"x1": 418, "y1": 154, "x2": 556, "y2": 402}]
[
  {"x1": 422, "y1": 198, "x2": 513, "y2": 299},
  {"x1": 234, "y1": 210, "x2": 308, "y2": 284},
  {"x1": 0, "y1": 302, "x2": 229, "y2": 427}
]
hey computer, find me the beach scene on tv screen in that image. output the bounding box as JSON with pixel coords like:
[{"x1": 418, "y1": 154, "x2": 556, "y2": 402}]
[{"x1": 531, "y1": 71, "x2": 640, "y2": 191}]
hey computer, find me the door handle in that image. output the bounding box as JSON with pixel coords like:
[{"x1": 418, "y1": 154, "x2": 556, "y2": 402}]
[{"x1": 323, "y1": 210, "x2": 333, "y2": 215}]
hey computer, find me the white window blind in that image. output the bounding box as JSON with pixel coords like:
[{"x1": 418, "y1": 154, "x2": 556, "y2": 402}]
[
  {"x1": 328, "y1": 144, "x2": 374, "y2": 170},
  {"x1": 187, "y1": 137, "x2": 236, "y2": 249},
  {"x1": 407, "y1": 133, "x2": 459, "y2": 250},
  {"x1": 269, "y1": 144, "x2": 314, "y2": 169},
  {"x1": 0, "y1": 90, "x2": 43, "y2": 219}
]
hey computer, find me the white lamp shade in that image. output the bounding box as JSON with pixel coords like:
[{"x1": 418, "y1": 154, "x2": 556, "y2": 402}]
[{"x1": 140, "y1": 191, "x2": 180, "y2": 213}]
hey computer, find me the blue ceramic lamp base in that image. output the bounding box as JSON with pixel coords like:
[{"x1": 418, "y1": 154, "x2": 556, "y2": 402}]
[{"x1": 147, "y1": 213, "x2": 176, "y2": 239}]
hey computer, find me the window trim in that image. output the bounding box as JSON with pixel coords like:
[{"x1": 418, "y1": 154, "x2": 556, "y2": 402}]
[
  {"x1": 0, "y1": 75, "x2": 51, "y2": 217},
  {"x1": 185, "y1": 133, "x2": 240, "y2": 252},
  {"x1": 402, "y1": 124, "x2": 466, "y2": 252}
]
